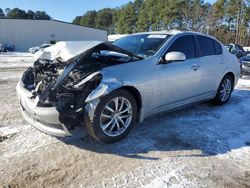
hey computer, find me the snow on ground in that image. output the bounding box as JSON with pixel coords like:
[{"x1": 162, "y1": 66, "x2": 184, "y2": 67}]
[
  {"x1": 0, "y1": 52, "x2": 32, "y2": 56},
  {"x1": 0, "y1": 52, "x2": 34, "y2": 68},
  {"x1": 237, "y1": 76, "x2": 250, "y2": 89},
  {"x1": 0, "y1": 56, "x2": 250, "y2": 187}
]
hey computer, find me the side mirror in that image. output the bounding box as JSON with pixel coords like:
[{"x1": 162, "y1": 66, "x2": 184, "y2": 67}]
[{"x1": 164, "y1": 51, "x2": 186, "y2": 63}]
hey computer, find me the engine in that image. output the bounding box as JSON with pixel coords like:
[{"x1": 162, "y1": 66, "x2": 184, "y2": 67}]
[{"x1": 21, "y1": 58, "x2": 101, "y2": 106}]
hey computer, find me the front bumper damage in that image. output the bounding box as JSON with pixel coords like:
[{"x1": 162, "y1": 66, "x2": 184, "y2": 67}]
[
  {"x1": 17, "y1": 81, "x2": 71, "y2": 137},
  {"x1": 16, "y1": 41, "x2": 141, "y2": 137},
  {"x1": 16, "y1": 78, "x2": 123, "y2": 137}
]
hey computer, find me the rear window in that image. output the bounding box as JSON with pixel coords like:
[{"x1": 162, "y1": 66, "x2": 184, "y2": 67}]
[
  {"x1": 213, "y1": 40, "x2": 222, "y2": 55},
  {"x1": 197, "y1": 36, "x2": 215, "y2": 56}
]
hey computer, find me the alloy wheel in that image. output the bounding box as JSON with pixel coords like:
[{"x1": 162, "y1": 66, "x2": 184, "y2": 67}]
[
  {"x1": 220, "y1": 78, "x2": 232, "y2": 102},
  {"x1": 100, "y1": 97, "x2": 133, "y2": 137}
]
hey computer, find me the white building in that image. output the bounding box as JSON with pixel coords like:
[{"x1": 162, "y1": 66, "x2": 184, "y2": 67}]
[{"x1": 0, "y1": 19, "x2": 107, "y2": 51}]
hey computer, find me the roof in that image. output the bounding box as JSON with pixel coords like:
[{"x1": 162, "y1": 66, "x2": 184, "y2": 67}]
[
  {"x1": 52, "y1": 19, "x2": 106, "y2": 32},
  {"x1": 0, "y1": 18, "x2": 106, "y2": 33},
  {"x1": 128, "y1": 30, "x2": 221, "y2": 42},
  {"x1": 131, "y1": 30, "x2": 213, "y2": 37},
  {"x1": 133, "y1": 30, "x2": 182, "y2": 35}
]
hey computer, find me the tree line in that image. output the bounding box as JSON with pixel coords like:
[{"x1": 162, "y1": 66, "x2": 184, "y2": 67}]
[
  {"x1": 0, "y1": 8, "x2": 51, "y2": 20},
  {"x1": 73, "y1": 0, "x2": 250, "y2": 46}
]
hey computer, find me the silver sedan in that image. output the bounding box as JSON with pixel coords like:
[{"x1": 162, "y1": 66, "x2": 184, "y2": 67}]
[{"x1": 17, "y1": 31, "x2": 240, "y2": 143}]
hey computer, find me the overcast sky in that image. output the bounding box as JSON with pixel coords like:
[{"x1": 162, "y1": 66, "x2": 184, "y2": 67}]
[{"x1": 0, "y1": 0, "x2": 217, "y2": 22}]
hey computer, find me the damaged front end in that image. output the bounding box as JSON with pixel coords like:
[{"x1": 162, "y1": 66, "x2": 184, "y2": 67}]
[{"x1": 17, "y1": 41, "x2": 141, "y2": 137}]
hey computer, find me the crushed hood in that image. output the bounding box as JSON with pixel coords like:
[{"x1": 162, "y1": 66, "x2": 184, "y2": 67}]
[{"x1": 34, "y1": 41, "x2": 103, "y2": 62}]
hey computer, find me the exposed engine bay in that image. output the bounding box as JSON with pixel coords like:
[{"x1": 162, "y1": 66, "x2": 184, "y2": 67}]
[{"x1": 20, "y1": 42, "x2": 141, "y2": 130}]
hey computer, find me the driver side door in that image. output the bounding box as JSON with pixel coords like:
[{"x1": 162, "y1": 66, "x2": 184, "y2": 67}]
[{"x1": 152, "y1": 35, "x2": 202, "y2": 113}]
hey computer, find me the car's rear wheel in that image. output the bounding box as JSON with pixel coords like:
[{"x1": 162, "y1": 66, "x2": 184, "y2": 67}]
[
  {"x1": 212, "y1": 75, "x2": 234, "y2": 105},
  {"x1": 85, "y1": 89, "x2": 137, "y2": 143}
]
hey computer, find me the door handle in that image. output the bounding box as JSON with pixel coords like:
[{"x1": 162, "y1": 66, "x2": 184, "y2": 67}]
[{"x1": 191, "y1": 64, "x2": 200, "y2": 71}]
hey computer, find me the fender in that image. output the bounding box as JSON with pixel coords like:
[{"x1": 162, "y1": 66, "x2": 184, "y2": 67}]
[
  {"x1": 85, "y1": 77, "x2": 124, "y2": 103},
  {"x1": 84, "y1": 78, "x2": 123, "y2": 122},
  {"x1": 84, "y1": 77, "x2": 146, "y2": 123}
]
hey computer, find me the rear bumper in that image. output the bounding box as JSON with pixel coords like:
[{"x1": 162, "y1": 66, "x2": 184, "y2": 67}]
[
  {"x1": 16, "y1": 81, "x2": 71, "y2": 137},
  {"x1": 241, "y1": 67, "x2": 250, "y2": 75},
  {"x1": 241, "y1": 62, "x2": 250, "y2": 75}
]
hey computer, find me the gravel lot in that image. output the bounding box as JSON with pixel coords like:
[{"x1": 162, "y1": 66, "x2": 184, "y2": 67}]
[{"x1": 0, "y1": 54, "x2": 250, "y2": 188}]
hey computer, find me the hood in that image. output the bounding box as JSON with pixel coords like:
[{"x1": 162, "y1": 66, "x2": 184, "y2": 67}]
[
  {"x1": 34, "y1": 41, "x2": 103, "y2": 62},
  {"x1": 21, "y1": 40, "x2": 143, "y2": 108},
  {"x1": 240, "y1": 55, "x2": 250, "y2": 61}
]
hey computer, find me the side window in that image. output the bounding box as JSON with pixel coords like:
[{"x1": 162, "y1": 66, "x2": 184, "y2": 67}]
[
  {"x1": 197, "y1": 36, "x2": 216, "y2": 56},
  {"x1": 166, "y1": 35, "x2": 196, "y2": 59},
  {"x1": 213, "y1": 40, "x2": 222, "y2": 55}
]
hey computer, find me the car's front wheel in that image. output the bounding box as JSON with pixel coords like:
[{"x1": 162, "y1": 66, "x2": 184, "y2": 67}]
[
  {"x1": 85, "y1": 89, "x2": 138, "y2": 143},
  {"x1": 212, "y1": 75, "x2": 234, "y2": 105}
]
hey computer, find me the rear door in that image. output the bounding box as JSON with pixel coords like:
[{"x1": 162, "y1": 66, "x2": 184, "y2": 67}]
[{"x1": 196, "y1": 35, "x2": 225, "y2": 99}]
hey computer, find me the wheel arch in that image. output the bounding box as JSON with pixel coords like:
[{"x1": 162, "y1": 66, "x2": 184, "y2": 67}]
[
  {"x1": 119, "y1": 86, "x2": 142, "y2": 123},
  {"x1": 212, "y1": 71, "x2": 235, "y2": 105},
  {"x1": 223, "y1": 72, "x2": 235, "y2": 88},
  {"x1": 85, "y1": 80, "x2": 143, "y2": 123}
]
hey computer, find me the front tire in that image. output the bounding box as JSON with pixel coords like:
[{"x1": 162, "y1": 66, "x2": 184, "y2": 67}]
[
  {"x1": 85, "y1": 89, "x2": 138, "y2": 143},
  {"x1": 212, "y1": 75, "x2": 234, "y2": 105}
]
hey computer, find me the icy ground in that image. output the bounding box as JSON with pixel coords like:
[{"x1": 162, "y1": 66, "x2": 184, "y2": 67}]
[
  {"x1": 0, "y1": 52, "x2": 34, "y2": 68},
  {"x1": 0, "y1": 53, "x2": 250, "y2": 188}
]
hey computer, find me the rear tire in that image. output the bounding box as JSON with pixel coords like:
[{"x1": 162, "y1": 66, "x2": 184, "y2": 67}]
[
  {"x1": 85, "y1": 89, "x2": 138, "y2": 143},
  {"x1": 212, "y1": 75, "x2": 234, "y2": 105}
]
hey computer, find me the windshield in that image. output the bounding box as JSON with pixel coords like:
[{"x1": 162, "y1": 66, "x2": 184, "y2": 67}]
[{"x1": 113, "y1": 34, "x2": 170, "y2": 57}]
